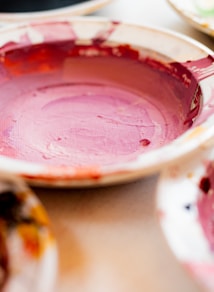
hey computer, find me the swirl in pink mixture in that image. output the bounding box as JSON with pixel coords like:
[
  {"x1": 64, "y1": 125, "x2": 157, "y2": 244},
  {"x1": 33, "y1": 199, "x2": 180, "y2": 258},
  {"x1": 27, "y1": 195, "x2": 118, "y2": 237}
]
[{"x1": 0, "y1": 41, "x2": 197, "y2": 167}]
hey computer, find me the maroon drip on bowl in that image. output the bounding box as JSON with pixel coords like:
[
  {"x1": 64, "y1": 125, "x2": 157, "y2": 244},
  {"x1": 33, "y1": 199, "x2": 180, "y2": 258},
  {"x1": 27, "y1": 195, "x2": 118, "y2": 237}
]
[{"x1": 0, "y1": 19, "x2": 213, "y2": 187}]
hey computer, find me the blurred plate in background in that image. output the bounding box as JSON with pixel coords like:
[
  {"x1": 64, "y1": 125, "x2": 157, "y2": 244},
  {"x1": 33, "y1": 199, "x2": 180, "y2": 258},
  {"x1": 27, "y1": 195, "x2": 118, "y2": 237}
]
[
  {"x1": 157, "y1": 142, "x2": 214, "y2": 291},
  {"x1": 167, "y1": 0, "x2": 214, "y2": 36},
  {"x1": 0, "y1": 176, "x2": 57, "y2": 292},
  {"x1": 0, "y1": 0, "x2": 112, "y2": 23}
]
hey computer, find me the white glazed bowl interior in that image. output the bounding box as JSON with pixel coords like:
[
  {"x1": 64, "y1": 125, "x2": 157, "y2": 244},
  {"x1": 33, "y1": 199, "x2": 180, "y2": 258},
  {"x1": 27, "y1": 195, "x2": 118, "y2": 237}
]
[{"x1": 0, "y1": 17, "x2": 213, "y2": 186}]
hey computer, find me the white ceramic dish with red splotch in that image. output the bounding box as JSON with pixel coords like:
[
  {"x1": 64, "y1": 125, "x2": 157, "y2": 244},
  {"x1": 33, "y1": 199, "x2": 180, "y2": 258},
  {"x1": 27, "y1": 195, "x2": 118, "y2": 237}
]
[
  {"x1": 157, "y1": 140, "x2": 214, "y2": 291},
  {"x1": 0, "y1": 18, "x2": 214, "y2": 186},
  {"x1": 0, "y1": 175, "x2": 57, "y2": 292}
]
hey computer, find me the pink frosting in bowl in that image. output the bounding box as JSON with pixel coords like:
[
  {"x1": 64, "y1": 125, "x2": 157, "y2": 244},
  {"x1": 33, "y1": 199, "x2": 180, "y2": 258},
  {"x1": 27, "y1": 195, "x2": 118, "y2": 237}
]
[
  {"x1": 0, "y1": 19, "x2": 213, "y2": 186},
  {"x1": 0, "y1": 42, "x2": 196, "y2": 167}
]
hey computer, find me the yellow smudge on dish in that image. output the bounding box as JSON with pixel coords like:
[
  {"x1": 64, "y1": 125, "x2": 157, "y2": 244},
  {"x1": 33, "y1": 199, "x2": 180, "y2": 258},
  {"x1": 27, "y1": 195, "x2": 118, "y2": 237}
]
[{"x1": 185, "y1": 126, "x2": 205, "y2": 141}]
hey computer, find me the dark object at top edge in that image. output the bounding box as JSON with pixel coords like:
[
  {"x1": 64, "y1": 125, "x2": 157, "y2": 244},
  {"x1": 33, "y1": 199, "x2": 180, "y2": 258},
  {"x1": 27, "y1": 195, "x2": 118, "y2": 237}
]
[{"x1": 0, "y1": 0, "x2": 89, "y2": 12}]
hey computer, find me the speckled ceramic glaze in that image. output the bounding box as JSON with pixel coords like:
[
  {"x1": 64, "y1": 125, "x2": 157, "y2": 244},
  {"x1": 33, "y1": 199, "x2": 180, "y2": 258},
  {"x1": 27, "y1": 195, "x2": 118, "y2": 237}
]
[
  {"x1": 0, "y1": 174, "x2": 57, "y2": 291},
  {"x1": 167, "y1": 0, "x2": 214, "y2": 36},
  {"x1": 0, "y1": 18, "x2": 214, "y2": 186}
]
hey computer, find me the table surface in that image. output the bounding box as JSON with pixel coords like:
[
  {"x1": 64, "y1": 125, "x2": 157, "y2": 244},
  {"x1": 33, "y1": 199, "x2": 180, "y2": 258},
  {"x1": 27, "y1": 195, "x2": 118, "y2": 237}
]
[{"x1": 35, "y1": 1, "x2": 214, "y2": 291}]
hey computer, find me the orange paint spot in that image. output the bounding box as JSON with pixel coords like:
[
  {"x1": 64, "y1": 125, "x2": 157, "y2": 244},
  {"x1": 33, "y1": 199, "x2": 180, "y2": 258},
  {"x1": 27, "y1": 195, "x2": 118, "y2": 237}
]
[
  {"x1": 18, "y1": 223, "x2": 55, "y2": 258},
  {"x1": 74, "y1": 166, "x2": 101, "y2": 180},
  {"x1": 22, "y1": 165, "x2": 102, "y2": 183},
  {"x1": 16, "y1": 190, "x2": 31, "y2": 201},
  {"x1": 31, "y1": 205, "x2": 50, "y2": 226},
  {"x1": 18, "y1": 224, "x2": 41, "y2": 258},
  {"x1": 201, "y1": 23, "x2": 209, "y2": 28},
  {"x1": 187, "y1": 172, "x2": 193, "y2": 178},
  {"x1": 185, "y1": 126, "x2": 205, "y2": 141}
]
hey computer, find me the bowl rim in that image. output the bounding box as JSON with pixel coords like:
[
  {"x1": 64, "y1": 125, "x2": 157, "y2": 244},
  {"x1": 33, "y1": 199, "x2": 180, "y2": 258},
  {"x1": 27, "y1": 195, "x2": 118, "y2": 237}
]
[{"x1": 0, "y1": 17, "x2": 213, "y2": 187}]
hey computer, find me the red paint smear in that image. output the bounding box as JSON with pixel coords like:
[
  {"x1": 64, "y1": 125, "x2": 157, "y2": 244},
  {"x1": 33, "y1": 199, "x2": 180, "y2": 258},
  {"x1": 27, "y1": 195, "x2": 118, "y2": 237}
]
[
  {"x1": 2, "y1": 41, "x2": 77, "y2": 76},
  {"x1": 140, "y1": 139, "x2": 151, "y2": 146},
  {"x1": 24, "y1": 235, "x2": 40, "y2": 257},
  {"x1": 199, "y1": 177, "x2": 211, "y2": 194},
  {"x1": 182, "y1": 55, "x2": 214, "y2": 81},
  {"x1": 22, "y1": 166, "x2": 102, "y2": 182},
  {"x1": 197, "y1": 162, "x2": 214, "y2": 251},
  {"x1": 0, "y1": 42, "x2": 142, "y2": 76},
  {"x1": 144, "y1": 57, "x2": 202, "y2": 127},
  {"x1": 93, "y1": 21, "x2": 120, "y2": 45}
]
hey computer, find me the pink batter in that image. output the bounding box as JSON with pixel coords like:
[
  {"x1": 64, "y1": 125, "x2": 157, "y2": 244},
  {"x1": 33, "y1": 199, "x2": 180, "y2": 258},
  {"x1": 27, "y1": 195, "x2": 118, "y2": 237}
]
[{"x1": 0, "y1": 41, "x2": 198, "y2": 167}]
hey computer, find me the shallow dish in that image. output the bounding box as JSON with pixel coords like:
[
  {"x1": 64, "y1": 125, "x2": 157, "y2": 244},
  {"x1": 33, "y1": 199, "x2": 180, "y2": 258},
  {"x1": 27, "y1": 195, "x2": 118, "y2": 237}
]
[
  {"x1": 0, "y1": 0, "x2": 112, "y2": 24},
  {"x1": 0, "y1": 174, "x2": 57, "y2": 291},
  {"x1": 156, "y1": 140, "x2": 214, "y2": 291},
  {"x1": 0, "y1": 18, "x2": 214, "y2": 186},
  {"x1": 167, "y1": 0, "x2": 214, "y2": 37}
]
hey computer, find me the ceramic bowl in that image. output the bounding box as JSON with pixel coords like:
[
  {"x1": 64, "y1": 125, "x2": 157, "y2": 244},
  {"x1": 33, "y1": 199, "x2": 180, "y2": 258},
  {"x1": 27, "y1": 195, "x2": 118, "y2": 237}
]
[
  {"x1": 156, "y1": 138, "x2": 214, "y2": 291},
  {"x1": 0, "y1": 18, "x2": 214, "y2": 187}
]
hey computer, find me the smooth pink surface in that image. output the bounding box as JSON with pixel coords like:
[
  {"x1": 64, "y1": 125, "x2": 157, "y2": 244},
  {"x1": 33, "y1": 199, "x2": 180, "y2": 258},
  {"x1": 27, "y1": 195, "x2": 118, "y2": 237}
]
[{"x1": 0, "y1": 41, "x2": 196, "y2": 167}]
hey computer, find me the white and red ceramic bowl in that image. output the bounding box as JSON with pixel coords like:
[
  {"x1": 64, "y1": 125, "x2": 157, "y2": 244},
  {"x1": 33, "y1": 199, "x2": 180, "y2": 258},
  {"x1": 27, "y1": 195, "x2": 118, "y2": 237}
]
[
  {"x1": 156, "y1": 138, "x2": 214, "y2": 291},
  {"x1": 0, "y1": 18, "x2": 213, "y2": 186}
]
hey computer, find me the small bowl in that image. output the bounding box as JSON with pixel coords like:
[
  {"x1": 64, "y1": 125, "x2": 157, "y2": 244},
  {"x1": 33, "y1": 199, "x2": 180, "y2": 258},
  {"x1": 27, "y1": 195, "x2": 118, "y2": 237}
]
[{"x1": 0, "y1": 18, "x2": 214, "y2": 187}]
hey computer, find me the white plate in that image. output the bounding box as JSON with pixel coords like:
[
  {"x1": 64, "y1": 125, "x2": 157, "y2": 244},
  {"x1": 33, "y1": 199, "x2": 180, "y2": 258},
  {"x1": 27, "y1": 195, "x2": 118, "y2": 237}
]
[
  {"x1": 167, "y1": 0, "x2": 214, "y2": 36},
  {"x1": 157, "y1": 140, "x2": 214, "y2": 291},
  {"x1": 0, "y1": 0, "x2": 112, "y2": 23},
  {"x1": 0, "y1": 175, "x2": 58, "y2": 292}
]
